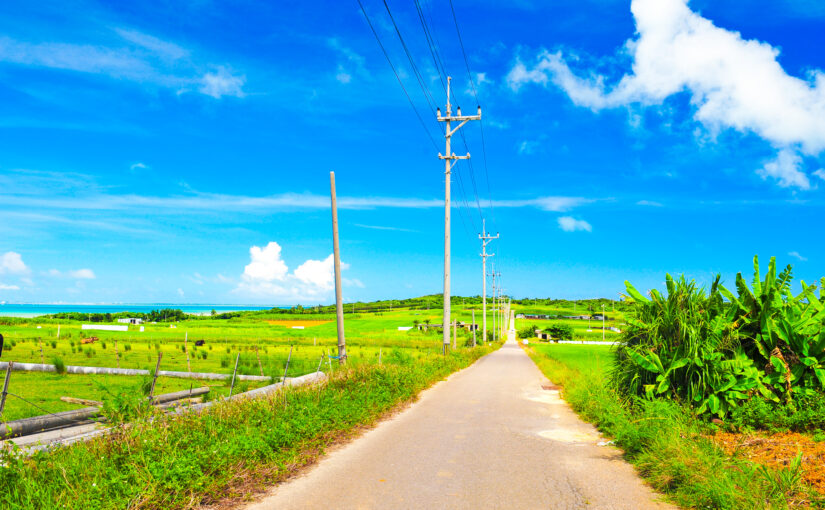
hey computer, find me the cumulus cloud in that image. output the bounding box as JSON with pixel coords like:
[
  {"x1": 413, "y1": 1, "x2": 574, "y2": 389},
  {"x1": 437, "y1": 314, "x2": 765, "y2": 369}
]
[
  {"x1": 199, "y1": 67, "x2": 245, "y2": 98},
  {"x1": 814, "y1": 169, "x2": 825, "y2": 182},
  {"x1": 558, "y1": 216, "x2": 592, "y2": 232},
  {"x1": 242, "y1": 242, "x2": 289, "y2": 283},
  {"x1": 235, "y1": 241, "x2": 352, "y2": 301},
  {"x1": 0, "y1": 252, "x2": 29, "y2": 274},
  {"x1": 507, "y1": 0, "x2": 825, "y2": 189},
  {"x1": 788, "y1": 251, "x2": 807, "y2": 262}
]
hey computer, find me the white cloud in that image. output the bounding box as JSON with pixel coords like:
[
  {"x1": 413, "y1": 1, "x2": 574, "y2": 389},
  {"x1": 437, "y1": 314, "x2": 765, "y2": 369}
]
[
  {"x1": 199, "y1": 67, "x2": 245, "y2": 98},
  {"x1": 507, "y1": 0, "x2": 825, "y2": 189},
  {"x1": 636, "y1": 200, "x2": 663, "y2": 207},
  {"x1": 757, "y1": 149, "x2": 810, "y2": 189},
  {"x1": 0, "y1": 34, "x2": 243, "y2": 99},
  {"x1": 814, "y1": 169, "x2": 825, "y2": 181},
  {"x1": 69, "y1": 268, "x2": 96, "y2": 279},
  {"x1": 242, "y1": 242, "x2": 289, "y2": 283},
  {"x1": 130, "y1": 162, "x2": 148, "y2": 172},
  {"x1": 0, "y1": 252, "x2": 29, "y2": 274},
  {"x1": 177, "y1": 288, "x2": 185, "y2": 297},
  {"x1": 235, "y1": 242, "x2": 353, "y2": 301},
  {"x1": 114, "y1": 28, "x2": 189, "y2": 60},
  {"x1": 0, "y1": 283, "x2": 20, "y2": 290},
  {"x1": 788, "y1": 251, "x2": 808, "y2": 261},
  {"x1": 293, "y1": 255, "x2": 336, "y2": 291},
  {"x1": 558, "y1": 216, "x2": 592, "y2": 232}
]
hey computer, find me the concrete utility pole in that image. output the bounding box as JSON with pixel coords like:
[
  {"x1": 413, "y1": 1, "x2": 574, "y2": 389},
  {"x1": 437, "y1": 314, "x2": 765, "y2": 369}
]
[
  {"x1": 479, "y1": 219, "x2": 498, "y2": 346},
  {"x1": 330, "y1": 172, "x2": 346, "y2": 364},
  {"x1": 437, "y1": 76, "x2": 481, "y2": 354},
  {"x1": 602, "y1": 304, "x2": 606, "y2": 342}
]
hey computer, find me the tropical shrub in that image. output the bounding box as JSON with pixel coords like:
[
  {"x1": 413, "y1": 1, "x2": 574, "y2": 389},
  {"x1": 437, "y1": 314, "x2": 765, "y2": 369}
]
[
  {"x1": 615, "y1": 256, "x2": 825, "y2": 419},
  {"x1": 545, "y1": 323, "x2": 573, "y2": 340},
  {"x1": 517, "y1": 324, "x2": 537, "y2": 339}
]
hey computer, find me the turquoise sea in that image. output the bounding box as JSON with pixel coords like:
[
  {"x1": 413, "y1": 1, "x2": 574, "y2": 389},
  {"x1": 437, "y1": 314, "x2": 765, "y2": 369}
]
[{"x1": 0, "y1": 303, "x2": 276, "y2": 318}]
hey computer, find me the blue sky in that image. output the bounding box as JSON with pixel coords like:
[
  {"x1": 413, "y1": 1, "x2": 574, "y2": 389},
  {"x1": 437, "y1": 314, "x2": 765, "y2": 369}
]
[{"x1": 1, "y1": 0, "x2": 824, "y2": 305}]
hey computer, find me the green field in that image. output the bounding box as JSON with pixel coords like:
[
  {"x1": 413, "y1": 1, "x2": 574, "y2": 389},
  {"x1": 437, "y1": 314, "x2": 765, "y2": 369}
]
[
  {"x1": 513, "y1": 301, "x2": 626, "y2": 342},
  {"x1": 0, "y1": 302, "x2": 506, "y2": 422}
]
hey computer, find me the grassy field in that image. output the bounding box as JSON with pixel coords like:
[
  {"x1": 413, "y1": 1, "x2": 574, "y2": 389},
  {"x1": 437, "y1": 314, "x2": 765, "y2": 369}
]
[
  {"x1": 0, "y1": 304, "x2": 502, "y2": 421},
  {"x1": 514, "y1": 303, "x2": 627, "y2": 342},
  {"x1": 0, "y1": 343, "x2": 499, "y2": 509}
]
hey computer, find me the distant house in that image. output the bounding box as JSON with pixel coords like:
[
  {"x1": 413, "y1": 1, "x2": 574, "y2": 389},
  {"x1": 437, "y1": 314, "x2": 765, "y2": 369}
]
[{"x1": 117, "y1": 318, "x2": 143, "y2": 325}]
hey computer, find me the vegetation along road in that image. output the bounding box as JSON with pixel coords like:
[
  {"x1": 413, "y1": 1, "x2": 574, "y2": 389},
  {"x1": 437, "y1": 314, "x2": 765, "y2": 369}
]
[{"x1": 245, "y1": 315, "x2": 670, "y2": 510}]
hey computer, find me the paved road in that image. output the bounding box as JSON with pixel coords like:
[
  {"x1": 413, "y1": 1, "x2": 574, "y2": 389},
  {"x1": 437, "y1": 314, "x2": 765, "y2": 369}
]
[{"x1": 245, "y1": 313, "x2": 672, "y2": 510}]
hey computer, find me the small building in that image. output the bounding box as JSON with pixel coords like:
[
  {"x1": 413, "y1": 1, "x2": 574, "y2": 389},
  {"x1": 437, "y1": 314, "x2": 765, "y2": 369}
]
[{"x1": 117, "y1": 318, "x2": 143, "y2": 325}]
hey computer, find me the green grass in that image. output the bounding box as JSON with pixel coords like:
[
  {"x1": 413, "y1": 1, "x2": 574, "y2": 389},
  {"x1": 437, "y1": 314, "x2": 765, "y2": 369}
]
[
  {"x1": 0, "y1": 372, "x2": 268, "y2": 422},
  {"x1": 0, "y1": 343, "x2": 498, "y2": 509},
  {"x1": 526, "y1": 344, "x2": 823, "y2": 508}
]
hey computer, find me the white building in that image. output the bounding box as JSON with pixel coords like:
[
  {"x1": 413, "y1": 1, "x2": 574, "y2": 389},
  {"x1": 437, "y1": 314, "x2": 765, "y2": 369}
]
[{"x1": 117, "y1": 318, "x2": 143, "y2": 325}]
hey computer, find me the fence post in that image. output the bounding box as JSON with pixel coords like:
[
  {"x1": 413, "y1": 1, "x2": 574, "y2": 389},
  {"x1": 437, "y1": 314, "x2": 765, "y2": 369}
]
[
  {"x1": 0, "y1": 361, "x2": 14, "y2": 419},
  {"x1": 281, "y1": 346, "x2": 293, "y2": 388},
  {"x1": 39, "y1": 337, "x2": 44, "y2": 364},
  {"x1": 379, "y1": 348, "x2": 382, "y2": 366},
  {"x1": 229, "y1": 353, "x2": 240, "y2": 397},
  {"x1": 114, "y1": 338, "x2": 120, "y2": 369},
  {"x1": 148, "y1": 352, "x2": 162, "y2": 402}
]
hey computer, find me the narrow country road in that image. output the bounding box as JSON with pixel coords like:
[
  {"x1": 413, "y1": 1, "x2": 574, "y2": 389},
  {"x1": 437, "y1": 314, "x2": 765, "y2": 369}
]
[{"x1": 245, "y1": 312, "x2": 672, "y2": 509}]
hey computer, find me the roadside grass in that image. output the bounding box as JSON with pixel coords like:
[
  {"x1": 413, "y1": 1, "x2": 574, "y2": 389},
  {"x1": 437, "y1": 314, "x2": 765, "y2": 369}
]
[
  {"x1": 526, "y1": 344, "x2": 824, "y2": 509},
  {"x1": 0, "y1": 344, "x2": 498, "y2": 509}
]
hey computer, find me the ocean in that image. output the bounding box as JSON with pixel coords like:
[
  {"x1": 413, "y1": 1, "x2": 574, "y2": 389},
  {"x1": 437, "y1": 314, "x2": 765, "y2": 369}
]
[{"x1": 0, "y1": 303, "x2": 276, "y2": 318}]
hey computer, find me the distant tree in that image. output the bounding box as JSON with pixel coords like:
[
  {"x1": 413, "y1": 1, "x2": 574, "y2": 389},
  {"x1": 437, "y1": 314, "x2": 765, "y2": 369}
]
[{"x1": 211, "y1": 309, "x2": 217, "y2": 316}]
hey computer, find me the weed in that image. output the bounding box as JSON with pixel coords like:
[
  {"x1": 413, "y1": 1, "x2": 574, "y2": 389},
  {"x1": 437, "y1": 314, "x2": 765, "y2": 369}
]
[{"x1": 757, "y1": 451, "x2": 804, "y2": 504}]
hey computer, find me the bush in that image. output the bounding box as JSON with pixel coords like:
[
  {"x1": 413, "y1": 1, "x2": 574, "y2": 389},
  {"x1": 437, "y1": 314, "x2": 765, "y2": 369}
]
[
  {"x1": 50, "y1": 340, "x2": 57, "y2": 349},
  {"x1": 84, "y1": 347, "x2": 95, "y2": 358},
  {"x1": 545, "y1": 323, "x2": 573, "y2": 340},
  {"x1": 51, "y1": 356, "x2": 66, "y2": 375},
  {"x1": 517, "y1": 325, "x2": 537, "y2": 340}
]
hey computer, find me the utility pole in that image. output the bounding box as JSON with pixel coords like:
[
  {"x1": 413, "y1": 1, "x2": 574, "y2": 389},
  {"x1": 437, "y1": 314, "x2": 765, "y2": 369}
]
[
  {"x1": 330, "y1": 172, "x2": 346, "y2": 364},
  {"x1": 497, "y1": 270, "x2": 502, "y2": 339},
  {"x1": 437, "y1": 76, "x2": 481, "y2": 354},
  {"x1": 479, "y1": 218, "x2": 498, "y2": 347},
  {"x1": 602, "y1": 303, "x2": 606, "y2": 342}
]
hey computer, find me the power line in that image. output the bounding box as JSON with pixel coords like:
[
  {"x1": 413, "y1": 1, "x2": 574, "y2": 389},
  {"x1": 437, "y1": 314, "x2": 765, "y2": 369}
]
[
  {"x1": 447, "y1": 0, "x2": 496, "y2": 228},
  {"x1": 381, "y1": 0, "x2": 441, "y2": 119},
  {"x1": 356, "y1": 0, "x2": 439, "y2": 151}
]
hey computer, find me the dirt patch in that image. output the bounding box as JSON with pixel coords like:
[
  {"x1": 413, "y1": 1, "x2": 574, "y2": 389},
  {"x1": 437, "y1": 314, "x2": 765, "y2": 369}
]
[
  {"x1": 266, "y1": 320, "x2": 331, "y2": 328},
  {"x1": 713, "y1": 431, "x2": 825, "y2": 495}
]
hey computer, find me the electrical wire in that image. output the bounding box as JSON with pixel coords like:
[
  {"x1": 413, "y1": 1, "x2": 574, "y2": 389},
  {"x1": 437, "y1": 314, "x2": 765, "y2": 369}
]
[
  {"x1": 447, "y1": 0, "x2": 496, "y2": 228},
  {"x1": 356, "y1": 0, "x2": 439, "y2": 151}
]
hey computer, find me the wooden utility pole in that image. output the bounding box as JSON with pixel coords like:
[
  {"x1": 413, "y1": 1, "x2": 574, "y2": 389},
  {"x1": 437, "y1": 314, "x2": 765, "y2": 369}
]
[
  {"x1": 437, "y1": 76, "x2": 481, "y2": 354},
  {"x1": 479, "y1": 218, "x2": 498, "y2": 346},
  {"x1": 330, "y1": 171, "x2": 347, "y2": 364}
]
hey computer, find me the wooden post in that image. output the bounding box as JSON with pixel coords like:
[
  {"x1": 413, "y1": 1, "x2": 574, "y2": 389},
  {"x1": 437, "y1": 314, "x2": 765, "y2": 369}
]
[
  {"x1": 330, "y1": 171, "x2": 346, "y2": 364},
  {"x1": 255, "y1": 345, "x2": 264, "y2": 377},
  {"x1": 281, "y1": 346, "x2": 293, "y2": 388},
  {"x1": 57, "y1": 324, "x2": 60, "y2": 340},
  {"x1": 327, "y1": 348, "x2": 333, "y2": 374},
  {"x1": 229, "y1": 353, "x2": 240, "y2": 397},
  {"x1": 114, "y1": 338, "x2": 120, "y2": 369},
  {"x1": 0, "y1": 361, "x2": 13, "y2": 419},
  {"x1": 148, "y1": 353, "x2": 162, "y2": 401},
  {"x1": 39, "y1": 338, "x2": 44, "y2": 364},
  {"x1": 378, "y1": 348, "x2": 382, "y2": 366}
]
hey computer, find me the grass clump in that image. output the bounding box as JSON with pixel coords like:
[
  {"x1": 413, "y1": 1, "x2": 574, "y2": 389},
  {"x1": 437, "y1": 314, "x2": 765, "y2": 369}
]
[{"x1": 50, "y1": 356, "x2": 66, "y2": 375}]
